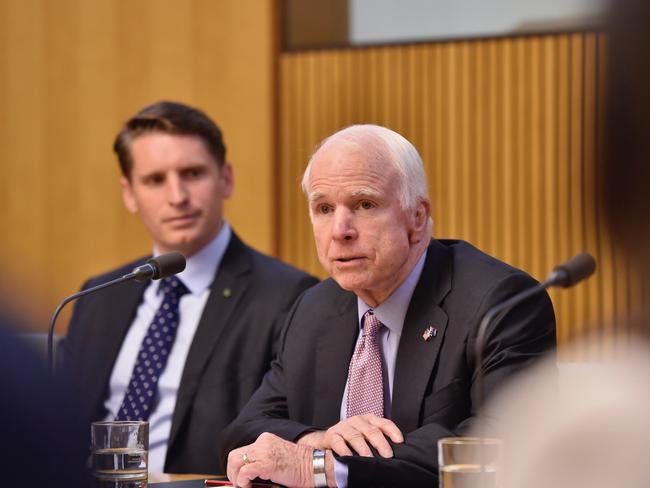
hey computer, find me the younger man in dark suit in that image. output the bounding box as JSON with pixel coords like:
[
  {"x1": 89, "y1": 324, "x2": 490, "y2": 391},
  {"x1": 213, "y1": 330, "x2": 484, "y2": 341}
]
[
  {"x1": 63, "y1": 101, "x2": 317, "y2": 474},
  {"x1": 221, "y1": 124, "x2": 555, "y2": 486}
]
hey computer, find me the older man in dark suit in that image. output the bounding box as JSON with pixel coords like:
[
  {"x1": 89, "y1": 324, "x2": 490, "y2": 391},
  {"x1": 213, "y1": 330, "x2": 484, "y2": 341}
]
[
  {"x1": 63, "y1": 101, "x2": 317, "y2": 474},
  {"x1": 220, "y1": 124, "x2": 555, "y2": 487}
]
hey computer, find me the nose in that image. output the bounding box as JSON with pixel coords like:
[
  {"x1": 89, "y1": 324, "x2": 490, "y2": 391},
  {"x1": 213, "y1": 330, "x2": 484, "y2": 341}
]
[
  {"x1": 331, "y1": 207, "x2": 358, "y2": 242},
  {"x1": 166, "y1": 174, "x2": 189, "y2": 207}
]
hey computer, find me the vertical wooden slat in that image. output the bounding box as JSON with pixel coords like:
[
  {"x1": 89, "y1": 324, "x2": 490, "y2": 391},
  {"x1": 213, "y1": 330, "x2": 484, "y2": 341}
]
[
  {"x1": 459, "y1": 41, "x2": 471, "y2": 241},
  {"x1": 568, "y1": 33, "x2": 585, "y2": 340},
  {"x1": 553, "y1": 34, "x2": 571, "y2": 347},
  {"x1": 582, "y1": 33, "x2": 600, "y2": 335},
  {"x1": 502, "y1": 40, "x2": 515, "y2": 264},
  {"x1": 432, "y1": 43, "x2": 445, "y2": 233},
  {"x1": 484, "y1": 40, "x2": 502, "y2": 253},
  {"x1": 529, "y1": 36, "x2": 542, "y2": 279}
]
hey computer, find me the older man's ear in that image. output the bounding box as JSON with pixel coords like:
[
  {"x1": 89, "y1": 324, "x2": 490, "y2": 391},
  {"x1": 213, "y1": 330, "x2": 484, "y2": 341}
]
[{"x1": 409, "y1": 199, "x2": 431, "y2": 244}]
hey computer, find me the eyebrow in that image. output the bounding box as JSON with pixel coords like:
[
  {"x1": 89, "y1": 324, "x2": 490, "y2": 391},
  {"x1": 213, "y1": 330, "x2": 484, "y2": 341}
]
[
  {"x1": 307, "y1": 192, "x2": 325, "y2": 204},
  {"x1": 308, "y1": 188, "x2": 382, "y2": 204},
  {"x1": 351, "y1": 187, "x2": 381, "y2": 199}
]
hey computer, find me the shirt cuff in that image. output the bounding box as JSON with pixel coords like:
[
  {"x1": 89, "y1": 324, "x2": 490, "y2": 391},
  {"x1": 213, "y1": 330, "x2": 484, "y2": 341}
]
[{"x1": 334, "y1": 459, "x2": 349, "y2": 488}]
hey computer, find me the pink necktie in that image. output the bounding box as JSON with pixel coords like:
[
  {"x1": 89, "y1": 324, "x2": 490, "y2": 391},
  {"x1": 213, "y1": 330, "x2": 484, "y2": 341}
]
[{"x1": 346, "y1": 310, "x2": 385, "y2": 418}]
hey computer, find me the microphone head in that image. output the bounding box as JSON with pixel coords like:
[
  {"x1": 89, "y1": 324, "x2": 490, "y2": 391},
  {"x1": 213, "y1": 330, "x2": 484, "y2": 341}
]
[
  {"x1": 146, "y1": 252, "x2": 186, "y2": 280},
  {"x1": 549, "y1": 252, "x2": 597, "y2": 288}
]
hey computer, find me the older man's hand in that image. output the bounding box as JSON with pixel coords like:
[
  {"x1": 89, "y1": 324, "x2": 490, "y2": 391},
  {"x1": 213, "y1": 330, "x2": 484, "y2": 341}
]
[
  {"x1": 298, "y1": 414, "x2": 403, "y2": 458},
  {"x1": 227, "y1": 432, "x2": 314, "y2": 487}
]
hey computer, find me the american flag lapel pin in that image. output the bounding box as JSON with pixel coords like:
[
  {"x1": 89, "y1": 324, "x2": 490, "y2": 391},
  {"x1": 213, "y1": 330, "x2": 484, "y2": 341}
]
[{"x1": 422, "y1": 326, "x2": 437, "y2": 341}]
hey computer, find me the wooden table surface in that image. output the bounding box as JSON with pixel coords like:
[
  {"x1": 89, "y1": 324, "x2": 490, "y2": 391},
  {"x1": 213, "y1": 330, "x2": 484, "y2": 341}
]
[{"x1": 150, "y1": 473, "x2": 215, "y2": 483}]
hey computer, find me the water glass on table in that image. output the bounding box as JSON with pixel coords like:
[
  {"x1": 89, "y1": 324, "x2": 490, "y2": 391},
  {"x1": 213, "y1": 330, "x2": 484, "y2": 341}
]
[
  {"x1": 438, "y1": 437, "x2": 502, "y2": 488},
  {"x1": 91, "y1": 420, "x2": 149, "y2": 488}
]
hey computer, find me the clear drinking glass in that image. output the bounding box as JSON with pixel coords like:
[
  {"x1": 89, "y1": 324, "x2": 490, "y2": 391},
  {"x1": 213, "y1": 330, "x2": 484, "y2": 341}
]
[
  {"x1": 438, "y1": 437, "x2": 502, "y2": 488},
  {"x1": 91, "y1": 421, "x2": 149, "y2": 488}
]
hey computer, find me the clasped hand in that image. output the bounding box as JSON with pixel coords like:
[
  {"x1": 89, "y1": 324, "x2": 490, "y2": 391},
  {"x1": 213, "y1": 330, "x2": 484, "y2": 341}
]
[
  {"x1": 226, "y1": 416, "x2": 404, "y2": 487},
  {"x1": 298, "y1": 414, "x2": 404, "y2": 458},
  {"x1": 227, "y1": 432, "x2": 313, "y2": 487}
]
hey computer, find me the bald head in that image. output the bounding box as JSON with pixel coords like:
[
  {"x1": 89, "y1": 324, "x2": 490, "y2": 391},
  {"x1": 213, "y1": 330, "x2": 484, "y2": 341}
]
[{"x1": 302, "y1": 125, "x2": 430, "y2": 213}]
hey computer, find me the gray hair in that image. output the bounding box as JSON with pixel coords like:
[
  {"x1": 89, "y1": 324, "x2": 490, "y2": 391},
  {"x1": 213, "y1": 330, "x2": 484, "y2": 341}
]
[{"x1": 301, "y1": 124, "x2": 429, "y2": 211}]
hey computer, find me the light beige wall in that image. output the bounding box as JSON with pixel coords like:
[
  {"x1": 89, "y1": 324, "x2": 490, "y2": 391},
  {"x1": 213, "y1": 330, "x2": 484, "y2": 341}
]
[
  {"x1": 0, "y1": 0, "x2": 277, "y2": 330},
  {"x1": 277, "y1": 33, "x2": 645, "y2": 359}
]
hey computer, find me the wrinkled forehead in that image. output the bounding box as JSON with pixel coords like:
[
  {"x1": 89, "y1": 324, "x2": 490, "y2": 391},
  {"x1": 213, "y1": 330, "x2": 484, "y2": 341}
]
[{"x1": 306, "y1": 146, "x2": 403, "y2": 208}]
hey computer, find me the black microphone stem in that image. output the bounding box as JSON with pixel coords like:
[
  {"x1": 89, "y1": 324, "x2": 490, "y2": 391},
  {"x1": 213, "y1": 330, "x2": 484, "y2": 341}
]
[
  {"x1": 474, "y1": 277, "x2": 553, "y2": 412},
  {"x1": 47, "y1": 273, "x2": 137, "y2": 377},
  {"x1": 47, "y1": 251, "x2": 186, "y2": 377},
  {"x1": 473, "y1": 277, "x2": 553, "y2": 477},
  {"x1": 472, "y1": 252, "x2": 595, "y2": 476}
]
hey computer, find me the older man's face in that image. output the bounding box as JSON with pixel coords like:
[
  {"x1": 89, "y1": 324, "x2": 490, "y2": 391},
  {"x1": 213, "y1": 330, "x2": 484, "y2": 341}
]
[{"x1": 307, "y1": 143, "x2": 423, "y2": 306}]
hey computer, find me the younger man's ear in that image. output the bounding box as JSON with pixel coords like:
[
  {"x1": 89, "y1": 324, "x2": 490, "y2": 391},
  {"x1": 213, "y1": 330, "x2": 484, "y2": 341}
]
[
  {"x1": 220, "y1": 161, "x2": 234, "y2": 199},
  {"x1": 120, "y1": 177, "x2": 139, "y2": 214}
]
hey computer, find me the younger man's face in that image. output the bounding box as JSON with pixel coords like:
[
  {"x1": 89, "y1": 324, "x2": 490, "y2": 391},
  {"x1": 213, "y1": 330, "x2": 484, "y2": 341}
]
[{"x1": 120, "y1": 132, "x2": 233, "y2": 257}]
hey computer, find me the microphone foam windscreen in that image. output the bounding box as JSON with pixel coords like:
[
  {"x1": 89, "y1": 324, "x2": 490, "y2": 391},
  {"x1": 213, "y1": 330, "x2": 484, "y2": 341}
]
[
  {"x1": 147, "y1": 252, "x2": 186, "y2": 279},
  {"x1": 553, "y1": 252, "x2": 597, "y2": 287}
]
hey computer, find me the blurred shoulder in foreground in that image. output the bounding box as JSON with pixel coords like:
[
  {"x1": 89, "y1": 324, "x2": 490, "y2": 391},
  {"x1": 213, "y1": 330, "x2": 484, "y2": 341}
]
[
  {"x1": 478, "y1": 334, "x2": 650, "y2": 488},
  {"x1": 0, "y1": 313, "x2": 90, "y2": 486}
]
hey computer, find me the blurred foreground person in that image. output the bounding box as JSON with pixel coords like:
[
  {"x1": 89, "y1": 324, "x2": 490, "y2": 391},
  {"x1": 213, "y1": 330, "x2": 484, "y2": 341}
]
[
  {"x1": 475, "y1": 1, "x2": 650, "y2": 487},
  {"x1": 0, "y1": 307, "x2": 90, "y2": 486}
]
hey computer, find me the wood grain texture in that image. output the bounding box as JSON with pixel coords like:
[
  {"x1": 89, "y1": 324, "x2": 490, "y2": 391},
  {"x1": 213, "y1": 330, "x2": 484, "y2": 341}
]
[
  {"x1": 277, "y1": 33, "x2": 645, "y2": 359},
  {"x1": 0, "y1": 0, "x2": 275, "y2": 329}
]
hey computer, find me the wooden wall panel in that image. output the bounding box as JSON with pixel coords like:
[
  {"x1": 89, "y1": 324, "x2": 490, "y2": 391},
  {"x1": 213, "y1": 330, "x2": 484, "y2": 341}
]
[
  {"x1": 277, "y1": 33, "x2": 645, "y2": 358},
  {"x1": 0, "y1": 0, "x2": 276, "y2": 329}
]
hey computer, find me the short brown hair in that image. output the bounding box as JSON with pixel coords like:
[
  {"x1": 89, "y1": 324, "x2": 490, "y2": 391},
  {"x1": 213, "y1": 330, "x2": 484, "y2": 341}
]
[{"x1": 113, "y1": 100, "x2": 227, "y2": 178}]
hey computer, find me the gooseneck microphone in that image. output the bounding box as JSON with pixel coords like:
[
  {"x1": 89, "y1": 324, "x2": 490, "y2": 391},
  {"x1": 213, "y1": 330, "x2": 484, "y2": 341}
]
[
  {"x1": 47, "y1": 251, "x2": 186, "y2": 375},
  {"x1": 131, "y1": 251, "x2": 187, "y2": 282},
  {"x1": 474, "y1": 252, "x2": 597, "y2": 409}
]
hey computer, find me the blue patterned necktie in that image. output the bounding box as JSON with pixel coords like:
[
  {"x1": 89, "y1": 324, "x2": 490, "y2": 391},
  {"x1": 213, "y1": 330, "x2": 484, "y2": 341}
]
[{"x1": 116, "y1": 276, "x2": 190, "y2": 421}]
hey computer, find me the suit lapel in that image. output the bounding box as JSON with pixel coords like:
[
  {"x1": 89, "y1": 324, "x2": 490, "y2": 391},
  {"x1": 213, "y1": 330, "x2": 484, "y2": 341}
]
[
  {"x1": 391, "y1": 240, "x2": 452, "y2": 433},
  {"x1": 312, "y1": 291, "x2": 359, "y2": 427},
  {"x1": 168, "y1": 232, "x2": 252, "y2": 448},
  {"x1": 83, "y1": 278, "x2": 148, "y2": 420}
]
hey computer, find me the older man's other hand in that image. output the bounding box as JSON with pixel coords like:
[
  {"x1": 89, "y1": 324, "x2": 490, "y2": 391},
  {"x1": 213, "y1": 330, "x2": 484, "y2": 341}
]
[
  {"x1": 227, "y1": 432, "x2": 314, "y2": 487},
  {"x1": 298, "y1": 414, "x2": 403, "y2": 458}
]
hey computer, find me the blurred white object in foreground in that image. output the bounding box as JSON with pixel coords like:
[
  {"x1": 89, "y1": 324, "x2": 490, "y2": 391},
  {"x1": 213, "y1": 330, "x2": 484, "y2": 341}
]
[{"x1": 475, "y1": 335, "x2": 650, "y2": 488}]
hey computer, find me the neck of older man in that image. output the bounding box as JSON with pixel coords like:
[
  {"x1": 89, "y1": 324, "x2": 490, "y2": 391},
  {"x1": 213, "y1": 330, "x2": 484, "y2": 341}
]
[{"x1": 356, "y1": 237, "x2": 430, "y2": 308}]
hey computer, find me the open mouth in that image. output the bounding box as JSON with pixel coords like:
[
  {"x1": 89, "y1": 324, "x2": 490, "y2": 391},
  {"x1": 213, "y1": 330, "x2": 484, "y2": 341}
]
[{"x1": 335, "y1": 256, "x2": 364, "y2": 263}]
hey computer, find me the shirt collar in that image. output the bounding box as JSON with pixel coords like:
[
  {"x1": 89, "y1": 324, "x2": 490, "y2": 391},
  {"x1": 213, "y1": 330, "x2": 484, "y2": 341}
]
[
  {"x1": 357, "y1": 249, "x2": 427, "y2": 334},
  {"x1": 153, "y1": 221, "x2": 232, "y2": 296}
]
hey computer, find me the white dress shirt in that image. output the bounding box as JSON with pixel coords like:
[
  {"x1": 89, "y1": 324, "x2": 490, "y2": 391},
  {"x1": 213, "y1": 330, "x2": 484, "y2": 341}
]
[
  {"x1": 102, "y1": 223, "x2": 232, "y2": 473},
  {"x1": 335, "y1": 250, "x2": 427, "y2": 487}
]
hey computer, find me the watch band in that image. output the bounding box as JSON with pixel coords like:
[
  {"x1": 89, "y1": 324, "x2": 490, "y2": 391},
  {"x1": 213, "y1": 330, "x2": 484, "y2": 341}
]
[{"x1": 313, "y1": 448, "x2": 327, "y2": 487}]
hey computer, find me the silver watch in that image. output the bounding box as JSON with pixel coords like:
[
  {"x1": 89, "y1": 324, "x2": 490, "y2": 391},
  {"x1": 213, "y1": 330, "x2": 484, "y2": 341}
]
[{"x1": 313, "y1": 448, "x2": 327, "y2": 487}]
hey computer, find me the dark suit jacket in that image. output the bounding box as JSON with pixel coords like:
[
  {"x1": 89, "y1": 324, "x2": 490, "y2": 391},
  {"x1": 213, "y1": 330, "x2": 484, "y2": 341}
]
[
  {"x1": 63, "y1": 232, "x2": 318, "y2": 474},
  {"x1": 219, "y1": 239, "x2": 556, "y2": 486}
]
